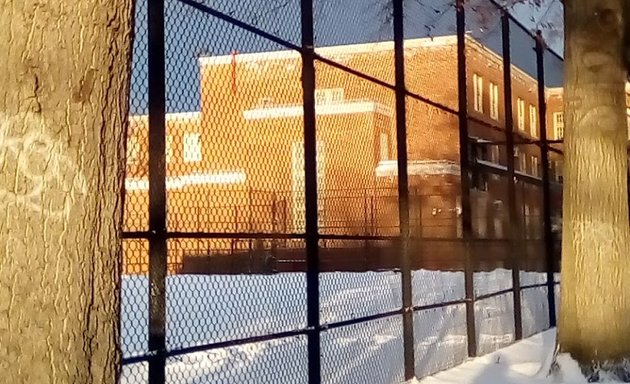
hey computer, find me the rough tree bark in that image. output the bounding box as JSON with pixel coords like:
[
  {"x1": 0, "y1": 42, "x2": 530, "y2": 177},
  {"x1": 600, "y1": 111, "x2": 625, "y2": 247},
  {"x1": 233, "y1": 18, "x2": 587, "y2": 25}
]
[
  {"x1": 0, "y1": 1, "x2": 134, "y2": 383},
  {"x1": 558, "y1": 0, "x2": 630, "y2": 379}
]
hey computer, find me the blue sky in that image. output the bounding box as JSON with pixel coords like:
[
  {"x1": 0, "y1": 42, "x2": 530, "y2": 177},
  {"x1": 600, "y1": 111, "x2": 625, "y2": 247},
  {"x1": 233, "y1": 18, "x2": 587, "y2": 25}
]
[{"x1": 129, "y1": 0, "x2": 564, "y2": 115}]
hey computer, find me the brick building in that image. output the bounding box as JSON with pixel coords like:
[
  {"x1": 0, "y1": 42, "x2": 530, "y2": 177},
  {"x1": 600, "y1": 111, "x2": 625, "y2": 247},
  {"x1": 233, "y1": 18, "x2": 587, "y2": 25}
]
[{"x1": 121, "y1": 35, "x2": 593, "y2": 274}]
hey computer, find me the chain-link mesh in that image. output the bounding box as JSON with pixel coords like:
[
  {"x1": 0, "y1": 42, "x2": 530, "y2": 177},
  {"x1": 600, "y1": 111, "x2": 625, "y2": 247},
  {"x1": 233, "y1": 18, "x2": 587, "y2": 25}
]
[
  {"x1": 475, "y1": 293, "x2": 515, "y2": 356},
  {"x1": 120, "y1": 0, "x2": 563, "y2": 381},
  {"x1": 121, "y1": 241, "x2": 150, "y2": 354},
  {"x1": 120, "y1": 240, "x2": 149, "y2": 384},
  {"x1": 124, "y1": 0, "x2": 149, "y2": 237},
  {"x1": 165, "y1": 336, "x2": 308, "y2": 383},
  {"x1": 121, "y1": 363, "x2": 149, "y2": 384},
  {"x1": 321, "y1": 317, "x2": 405, "y2": 384},
  {"x1": 521, "y1": 286, "x2": 550, "y2": 338},
  {"x1": 414, "y1": 305, "x2": 468, "y2": 377},
  {"x1": 166, "y1": 239, "x2": 307, "y2": 351},
  {"x1": 320, "y1": 259, "x2": 402, "y2": 324}
]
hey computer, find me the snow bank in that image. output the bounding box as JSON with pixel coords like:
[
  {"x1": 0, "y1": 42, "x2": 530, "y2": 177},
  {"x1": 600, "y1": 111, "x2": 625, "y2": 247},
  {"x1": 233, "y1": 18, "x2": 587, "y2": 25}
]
[
  {"x1": 417, "y1": 329, "x2": 624, "y2": 384},
  {"x1": 418, "y1": 330, "x2": 558, "y2": 384}
]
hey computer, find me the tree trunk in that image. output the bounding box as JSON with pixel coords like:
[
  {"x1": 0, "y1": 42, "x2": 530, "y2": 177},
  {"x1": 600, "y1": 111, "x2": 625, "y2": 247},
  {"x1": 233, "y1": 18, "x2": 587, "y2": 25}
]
[
  {"x1": 0, "y1": 1, "x2": 134, "y2": 383},
  {"x1": 559, "y1": 0, "x2": 630, "y2": 378}
]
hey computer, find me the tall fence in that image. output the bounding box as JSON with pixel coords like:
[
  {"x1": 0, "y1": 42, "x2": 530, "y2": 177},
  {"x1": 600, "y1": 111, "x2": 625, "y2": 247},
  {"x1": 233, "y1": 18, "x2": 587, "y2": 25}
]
[{"x1": 120, "y1": 0, "x2": 564, "y2": 383}]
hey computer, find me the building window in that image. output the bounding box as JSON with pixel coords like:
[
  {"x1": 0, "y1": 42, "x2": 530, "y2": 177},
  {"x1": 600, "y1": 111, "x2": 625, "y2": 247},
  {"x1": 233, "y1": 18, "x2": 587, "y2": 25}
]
[
  {"x1": 183, "y1": 133, "x2": 202, "y2": 163},
  {"x1": 524, "y1": 204, "x2": 531, "y2": 239},
  {"x1": 165, "y1": 135, "x2": 173, "y2": 163},
  {"x1": 494, "y1": 217, "x2": 504, "y2": 239},
  {"x1": 292, "y1": 142, "x2": 325, "y2": 232},
  {"x1": 553, "y1": 112, "x2": 564, "y2": 140},
  {"x1": 531, "y1": 156, "x2": 539, "y2": 177},
  {"x1": 493, "y1": 200, "x2": 504, "y2": 239},
  {"x1": 532, "y1": 207, "x2": 541, "y2": 239},
  {"x1": 127, "y1": 136, "x2": 140, "y2": 165},
  {"x1": 315, "y1": 88, "x2": 344, "y2": 105},
  {"x1": 489, "y1": 82, "x2": 499, "y2": 120},
  {"x1": 529, "y1": 105, "x2": 538, "y2": 137},
  {"x1": 490, "y1": 145, "x2": 500, "y2": 164},
  {"x1": 472, "y1": 173, "x2": 488, "y2": 192},
  {"x1": 555, "y1": 160, "x2": 563, "y2": 182},
  {"x1": 517, "y1": 98, "x2": 525, "y2": 131},
  {"x1": 519, "y1": 153, "x2": 527, "y2": 173},
  {"x1": 476, "y1": 203, "x2": 487, "y2": 238},
  {"x1": 473, "y1": 74, "x2": 483, "y2": 113},
  {"x1": 379, "y1": 132, "x2": 389, "y2": 161}
]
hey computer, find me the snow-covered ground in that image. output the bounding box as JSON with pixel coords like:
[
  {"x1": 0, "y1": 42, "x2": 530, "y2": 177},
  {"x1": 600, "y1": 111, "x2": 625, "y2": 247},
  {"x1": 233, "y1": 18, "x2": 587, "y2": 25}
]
[
  {"x1": 120, "y1": 269, "x2": 560, "y2": 383},
  {"x1": 414, "y1": 329, "x2": 597, "y2": 384}
]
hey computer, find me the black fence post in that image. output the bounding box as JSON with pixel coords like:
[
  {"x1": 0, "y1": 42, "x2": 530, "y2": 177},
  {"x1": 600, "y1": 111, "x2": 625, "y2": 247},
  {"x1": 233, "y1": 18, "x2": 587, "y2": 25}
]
[
  {"x1": 300, "y1": 0, "x2": 321, "y2": 383},
  {"x1": 501, "y1": 12, "x2": 523, "y2": 341},
  {"x1": 393, "y1": 0, "x2": 415, "y2": 379},
  {"x1": 456, "y1": 0, "x2": 477, "y2": 358},
  {"x1": 535, "y1": 31, "x2": 558, "y2": 328},
  {"x1": 147, "y1": 0, "x2": 167, "y2": 382}
]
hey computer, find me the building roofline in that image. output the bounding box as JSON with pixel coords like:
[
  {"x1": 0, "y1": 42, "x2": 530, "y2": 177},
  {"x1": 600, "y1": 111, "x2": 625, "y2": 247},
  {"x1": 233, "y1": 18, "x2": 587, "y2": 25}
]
[
  {"x1": 463, "y1": 37, "x2": 542, "y2": 92},
  {"x1": 546, "y1": 87, "x2": 563, "y2": 97},
  {"x1": 198, "y1": 34, "x2": 557, "y2": 94},
  {"x1": 198, "y1": 35, "x2": 458, "y2": 66}
]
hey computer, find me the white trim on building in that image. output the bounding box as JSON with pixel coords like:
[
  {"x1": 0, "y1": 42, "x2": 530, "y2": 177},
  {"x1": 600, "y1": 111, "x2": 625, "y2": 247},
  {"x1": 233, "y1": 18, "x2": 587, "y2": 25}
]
[
  {"x1": 125, "y1": 171, "x2": 246, "y2": 191},
  {"x1": 375, "y1": 160, "x2": 460, "y2": 177},
  {"x1": 243, "y1": 101, "x2": 393, "y2": 120},
  {"x1": 128, "y1": 111, "x2": 201, "y2": 123}
]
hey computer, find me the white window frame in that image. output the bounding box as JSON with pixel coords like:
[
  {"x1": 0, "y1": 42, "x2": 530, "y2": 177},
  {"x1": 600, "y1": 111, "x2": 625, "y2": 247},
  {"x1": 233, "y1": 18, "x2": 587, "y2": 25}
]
[
  {"x1": 519, "y1": 153, "x2": 527, "y2": 173},
  {"x1": 473, "y1": 74, "x2": 483, "y2": 113},
  {"x1": 517, "y1": 98, "x2": 525, "y2": 131},
  {"x1": 183, "y1": 133, "x2": 202, "y2": 163},
  {"x1": 489, "y1": 82, "x2": 499, "y2": 120},
  {"x1": 531, "y1": 156, "x2": 539, "y2": 177},
  {"x1": 529, "y1": 105, "x2": 538, "y2": 137},
  {"x1": 553, "y1": 112, "x2": 564, "y2": 140},
  {"x1": 490, "y1": 145, "x2": 500, "y2": 164}
]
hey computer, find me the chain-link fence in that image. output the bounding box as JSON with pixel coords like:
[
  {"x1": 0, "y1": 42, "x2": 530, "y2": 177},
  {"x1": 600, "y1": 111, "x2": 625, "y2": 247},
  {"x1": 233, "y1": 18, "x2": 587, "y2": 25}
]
[{"x1": 121, "y1": 0, "x2": 563, "y2": 382}]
